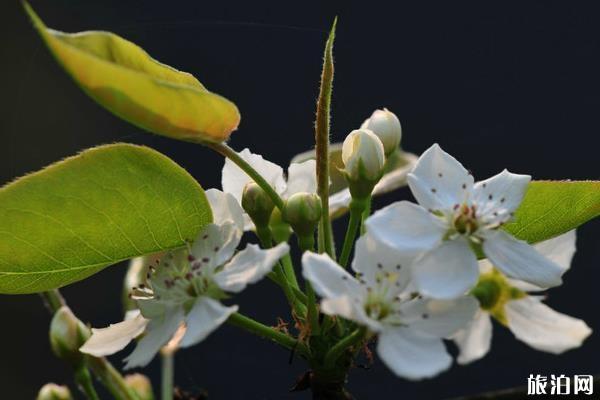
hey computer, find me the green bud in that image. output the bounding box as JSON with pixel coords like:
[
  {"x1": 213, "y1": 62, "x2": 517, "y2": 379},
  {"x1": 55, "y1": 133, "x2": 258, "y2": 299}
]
[
  {"x1": 283, "y1": 192, "x2": 322, "y2": 237},
  {"x1": 269, "y1": 207, "x2": 292, "y2": 243},
  {"x1": 361, "y1": 108, "x2": 402, "y2": 156},
  {"x1": 342, "y1": 129, "x2": 386, "y2": 200},
  {"x1": 242, "y1": 182, "x2": 275, "y2": 228},
  {"x1": 36, "y1": 383, "x2": 73, "y2": 400},
  {"x1": 49, "y1": 306, "x2": 90, "y2": 365},
  {"x1": 125, "y1": 373, "x2": 155, "y2": 400}
]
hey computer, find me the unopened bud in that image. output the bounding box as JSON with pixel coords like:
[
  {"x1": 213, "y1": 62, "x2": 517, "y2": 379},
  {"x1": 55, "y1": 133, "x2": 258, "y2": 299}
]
[
  {"x1": 342, "y1": 129, "x2": 386, "y2": 199},
  {"x1": 242, "y1": 182, "x2": 275, "y2": 228},
  {"x1": 283, "y1": 192, "x2": 322, "y2": 237},
  {"x1": 361, "y1": 108, "x2": 402, "y2": 156},
  {"x1": 125, "y1": 373, "x2": 154, "y2": 400},
  {"x1": 36, "y1": 383, "x2": 73, "y2": 400},
  {"x1": 49, "y1": 306, "x2": 90, "y2": 365}
]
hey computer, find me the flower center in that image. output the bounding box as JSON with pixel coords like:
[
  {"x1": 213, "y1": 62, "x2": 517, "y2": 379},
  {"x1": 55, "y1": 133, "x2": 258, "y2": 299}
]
[
  {"x1": 452, "y1": 203, "x2": 479, "y2": 235},
  {"x1": 470, "y1": 269, "x2": 526, "y2": 325}
]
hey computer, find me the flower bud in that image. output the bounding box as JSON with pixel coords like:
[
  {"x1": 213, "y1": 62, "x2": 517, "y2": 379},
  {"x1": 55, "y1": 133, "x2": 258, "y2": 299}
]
[
  {"x1": 283, "y1": 192, "x2": 322, "y2": 237},
  {"x1": 241, "y1": 182, "x2": 275, "y2": 228},
  {"x1": 342, "y1": 129, "x2": 386, "y2": 199},
  {"x1": 36, "y1": 383, "x2": 73, "y2": 400},
  {"x1": 125, "y1": 373, "x2": 155, "y2": 400},
  {"x1": 361, "y1": 108, "x2": 402, "y2": 156},
  {"x1": 49, "y1": 306, "x2": 90, "y2": 365}
]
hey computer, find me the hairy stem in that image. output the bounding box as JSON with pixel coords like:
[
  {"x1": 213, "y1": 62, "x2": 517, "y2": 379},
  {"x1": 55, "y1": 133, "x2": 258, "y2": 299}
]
[
  {"x1": 228, "y1": 312, "x2": 307, "y2": 356},
  {"x1": 315, "y1": 19, "x2": 337, "y2": 258},
  {"x1": 205, "y1": 142, "x2": 285, "y2": 210}
]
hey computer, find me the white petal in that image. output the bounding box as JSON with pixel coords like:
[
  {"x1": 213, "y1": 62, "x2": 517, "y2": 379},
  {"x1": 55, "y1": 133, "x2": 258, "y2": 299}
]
[
  {"x1": 505, "y1": 297, "x2": 592, "y2": 353},
  {"x1": 80, "y1": 311, "x2": 148, "y2": 357},
  {"x1": 285, "y1": 160, "x2": 317, "y2": 196},
  {"x1": 205, "y1": 189, "x2": 245, "y2": 233},
  {"x1": 222, "y1": 148, "x2": 286, "y2": 204},
  {"x1": 179, "y1": 297, "x2": 238, "y2": 348},
  {"x1": 453, "y1": 311, "x2": 493, "y2": 364},
  {"x1": 483, "y1": 230, "x2": 563, "y2": 289},
  {"x1": 352, "y1": 233, "x2": 413, "y2": 291},
  {"x1": 472, "y1": 169, "x2": 530, "y2": 224},
  {"x1": 377, "y1": 327, "x2": 452, "y2": 380},
  {"x1": 190, "y1": 222, "x2": 241, "y2": 273},
  {"x1": 321, "y1": 295, "x2": 382, "y2": 332},
  {"x1": 301, "y1": 252, "x2": 362, "y2": 299},
  {"x1": 124, "y1": 306, "x2": 185, "y2": 369},
  {"x1": 412, "y1": 239, "x2": 479, "y2": 299},
  {"x1": 372, "y1": 152, "x2": 418, "y2": 196},
  {"x1": 407, "y1": 144, "x2": 474, "y2": 211},
  {"x1": 366, "y1": 201, "x2": 446, "y2": 258},
  {"x1": 533, "y1": 230, "x2": 576, "y2": 273},
  {"x1": 400, "y1": 296, "x2": 479, "y2": 338},
  {"x1": 214, "y1": 243, "x2": 289, "y2": 293}
]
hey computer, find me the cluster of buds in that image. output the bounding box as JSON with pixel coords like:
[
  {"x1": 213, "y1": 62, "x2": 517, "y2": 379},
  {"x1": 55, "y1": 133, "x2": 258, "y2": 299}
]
[{"x1": 342, "y1": 108, "x2": 402, "y2": 200}]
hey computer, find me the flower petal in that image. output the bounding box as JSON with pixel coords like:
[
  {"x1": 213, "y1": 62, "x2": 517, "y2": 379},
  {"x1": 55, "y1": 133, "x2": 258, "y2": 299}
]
[
  {"x1": 179, "y1": 297, "x2": 238, "y2": 348},
  {"x1": 366, "y1": 201, "x2": 446, "y2": 258},
  {"x1": 407, "y1": 144, "x2": 474, "y2": 211},
  {"x1": 412, "y1": 239, "x2": 479, "y2": 299},
  {"x1": 400, "y1": 296, "x2": 479, "y2": 338},
  {"x1": 80, "y1": 310, "x2": 148, "y2": 357},
  {"x1": 222, "y1": 148, "x2": 286, "y2": 203},
  {"x1": 505, "y1": 297, "x2": 592, "y2": 353},
  {"x1": 377, "y1": 327, "x2": 452, "y2": 380},
  {"x1": 471, "y1": 169, "x2": 530, "y2": 225},
  {"x1": 483, "y1": 230, "x2": 563, "y2": 289},
  {"x1": 124, "y1": 305, "x2": 185, "y2": 369},
  {"x1": 205, "y1": 189, "x2": 245, "y2": 233},
  {"x1": 453, "y1": 310, "x2": 493, "y2": 364},
  {"x1": 190, "y1": 222, "x2": 241, "y2": 273},
  {"x1": 352, "y1": 233, "x2": 413, "y2": 291},
  {"x1": 321, "y1": 295, "x2": 382, "y2": 332},
  {"x1": 302, "y1": 252, "x2": 362, "y2": 299},
  {"x1": 214, "y1": 243, "x2": 289, "y2": 293},
  {"x1": 285, "y1": 160, "x2": 317, "y2": 196}
]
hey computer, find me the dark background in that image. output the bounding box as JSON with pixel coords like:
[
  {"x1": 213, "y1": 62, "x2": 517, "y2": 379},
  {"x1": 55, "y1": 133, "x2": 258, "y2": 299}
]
[{"x1": 1, "y1": 0, "x2": 599, "y2": 399}]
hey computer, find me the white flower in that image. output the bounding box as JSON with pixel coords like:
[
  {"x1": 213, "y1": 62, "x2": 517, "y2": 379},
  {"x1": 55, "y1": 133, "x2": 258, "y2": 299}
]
[
  {"x1": 80, "y1": 190, "x2": 289, "y2": 369},
  {"x1": 341, "y1": 129, "x2": 386, "y2": 182},
  {"x1": 366, "y1": 143, "x2": 564, "y2": 299},
  {"x1": 453, "y1": 230, "x2": 592, "y2": 364},
  {"x1": 222, "y1": 149, "x2": 316, "y2": 230},
  {"x1": 302, "y1": 234, "x2": 478, "y2": 380},
  {"x1": 361, "y1": 108, "x2": 402, "y2": 156}
]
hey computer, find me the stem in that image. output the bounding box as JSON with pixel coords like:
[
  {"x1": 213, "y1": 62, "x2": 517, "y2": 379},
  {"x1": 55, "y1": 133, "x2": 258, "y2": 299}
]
[
  {"x1": 281, "y1": 253, "x2": 300, "y2": 289},
  {"x1": 324, "y1": 328, "x2": 365, "y2": 368},
  {"x1": 360, "y1": 197, "x2": 371, "y2": 235},
  {"x1": 339, "y1": 199, "x2": 367, "y2": 268},
  {"x1": 87, "y1": 357, "x2": 139, "y2": 400},
  {"x1": 75, "y1": 366, "x2": 100, "y2": 400},
  {"x1": 40, "y1": 289, "x2": 66, "y2": 312},
  {"x1": 305, "y1": 282, "x2": 320, "y2": 336},
  {"x1": 228, "y1": 312, "x2": 307, "y2": 356},
  {"x1": 205, "y1": 142, "x2": 285, "y2": 210},
  {"x1": 161, "y1": 352, "x2": 174, "y2": 400},
  {"x1": 315, "y1": 19, "x2": 337, "y2": 259}
]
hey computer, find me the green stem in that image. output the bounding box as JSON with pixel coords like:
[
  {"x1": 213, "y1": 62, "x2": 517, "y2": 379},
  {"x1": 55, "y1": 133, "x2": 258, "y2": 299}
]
[
  {"x1": 281, "y1": 253, "x2": 300, "y2": 289},
  {"x1": 40, "y1": 289, "x2": 66, "y2": 313},
  {"x1": 315, "y1": 19, "x2": 337, "y2": 259},
  {"x1": 75, "y1": 366, "x2": 100, "y2": 400},
  {"x1": 228, "y1": 312, "x2": 307, "y2": 356},
  {"x1": 360, "y1": 196, "x2": 372, "y2": 235},
  {"x1": 206, "y1": 142, "x2": 285, "y2": 210},
  {"x1": 161, "y1": 352, "x2": 174, "y2": 400},
  {"x1": 324, "y1": 328, "x2": 365, "y2": 368},
  {"x1": 305, "y1": 282, "x2": 320, "y2": 336},
  {"x1": 339, "y1": 198, "x2": 368, "y2": 268},
  {"x1": 87, "y1": 357, "x2": 139, "y2": 400}
]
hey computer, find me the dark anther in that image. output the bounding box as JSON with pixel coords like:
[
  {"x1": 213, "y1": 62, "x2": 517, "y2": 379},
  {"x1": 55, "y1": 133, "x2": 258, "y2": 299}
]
[
  {"x1": 431, "y1": 188, "x2": 437, "y2": 193},
  {"x1": 488, "y1": 194, "x2": 493, "y2": 200},
  {"x1": 214, "y1": 246, "x2": 220, "y2": 252},
  {"x1": 422, "y1": 313, "x2": 429, "y2": 319},
  {"x1": 202, "y1": 257, "x2": 210, "y2": 263}
]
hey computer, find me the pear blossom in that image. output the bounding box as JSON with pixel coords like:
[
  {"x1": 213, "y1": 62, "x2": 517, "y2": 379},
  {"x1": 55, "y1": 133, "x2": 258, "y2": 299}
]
[
  {"x1": 302, "y1": 234, "x2": 478, "y2": 380},
  {"x1": 361, "y1": 108, "x2": 402, "y2": 156},
  {"x1": 80, "y1": 190, "x2": 289, "y2": 369},
  {"x1": 341, "y1": 129, "x2": 386, "y2": 183},
  {"x1": 453, "y1": 230, "x2": 592, "y2": 364},
  {"x1": 366, "y1": 144, "x2": 564, "y2": 299}
]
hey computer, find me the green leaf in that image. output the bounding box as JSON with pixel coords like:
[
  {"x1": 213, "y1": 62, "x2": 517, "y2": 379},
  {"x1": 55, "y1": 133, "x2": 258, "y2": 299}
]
[
  {"x1": 23, "y1": 2, "x2": 240, "y2": 143},
  {"x1": 505, "y1": 180, "x2": 600, "y2": 243},
  {"x1": 0, "y1": 144, "x2": 212, "y2": 294}
]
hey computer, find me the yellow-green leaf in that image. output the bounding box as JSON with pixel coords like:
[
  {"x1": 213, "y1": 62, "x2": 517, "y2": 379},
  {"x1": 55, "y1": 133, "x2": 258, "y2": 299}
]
[
  {"x1": 505, "y1": 180, "x2": 600, "y2": 243},
  {"x1": 23, "y1": 2, "x2": 240, "y2": 143},
  {"x1": 0, "y1": 144, "x2": 212, "y2": 294}
]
